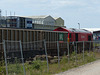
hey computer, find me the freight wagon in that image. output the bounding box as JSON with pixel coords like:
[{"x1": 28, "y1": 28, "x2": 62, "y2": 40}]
[{"x1": 0, "y1": 27, "x2": 68, "y2": 60}]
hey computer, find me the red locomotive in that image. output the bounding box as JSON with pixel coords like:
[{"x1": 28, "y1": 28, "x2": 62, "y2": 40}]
[
  {"x1": 54, "y1": 27, "x2": 93, "y2": 42},
  {"x1": 54, "y1": 27, "x2": 93, "y2": 53}
]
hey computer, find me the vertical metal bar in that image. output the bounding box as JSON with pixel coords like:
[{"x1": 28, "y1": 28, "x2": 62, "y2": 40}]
[
  {"x1": 57, "y1": 41, "x2": 60, "y2": 68},
  {"x1": 37, "y1": 31, "x2": 38, "y2": 41},
  {"x1": 19, "y1": 40, "x2": 26, "y2": 75},
  {"x1": 30, "y1": 31, "x2": 32, "y2": 42},
  {"x1": 7, "y1": 30, "x2": 8, "y2": 50},
  {"x1": 30, "y1": 31, "x2": 32, "y2": 49},
  {"x1": 48, "y1": 32, "x2": 49, "y2": 47},
  {"x1": 44, "y1": 40, "x2": 49, "y2": 72},
  {"x1": 76, "y1": 42, "x2": 77, "y2": 62},
  {"x1": 3, "y1": 40, "x2": 8, "y2": 75},
  {"x1": 11, "y1": 30, "x2": 12, "y2": 40},
  {"x1": 27, "y1": 31, "x2": 28, "y2": 49},
  {"x1": 11, "y1": 30, "x2": 12, "y2": 51},
  {"x1": 73, "y1": 42, "x2": 76, "y2": 62},
  {"x1": 23, "y1": 30, "x2": 24, "y2": 42},
  {"x1": 34, "y1": 31, "x2": 35, "y2": 41},
  {"x1": 36, "y1": 31, "x2": 38, "y2": 49},
  {"x1": 34, "y1": 31, "x2": 35, "y2": 50},
  {"x1": 2, "y1": 29, "x2": 3, "y2": 42},
  {"x1": 15, "y1": 30, "x2": 17, "y2": 51},
  {"x1": 7, "y1": 30, "x2": 8, "y2": 40},
  {"x1": 83, "y1": 41, "x2": 84, "y2": 61},
  {"x1": 23, "y1": 30, "x2": 24, "y2": 51},
  {"x1": 67, "y1": 41, "x2": 70, "y2": 62},
  {"x1": 27, "y1": 31, "x2": 28, "y2": 42},
  {"x1": 93, "y1": 41, "x2": 95, "y2": 57},
  {"x1": 50, "y1": 32, "x2": 51, "y2": 41},
  {"x1": 15, "y1": 30, "x2": 17, "y2": 41},
  {"x1": 89, "y1": 41, "x2": 91, "y2": 53},
  {"x1": 19, "y1": 30, "x2": 20, "y2": 40}
]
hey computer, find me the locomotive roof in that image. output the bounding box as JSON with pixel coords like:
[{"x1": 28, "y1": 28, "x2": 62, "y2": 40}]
[
  {"x1": 68, "y1": 28, "x2": 91, "y2": 33},
  {"x1": 54, "y1": 27, "x2": 92, "y2": 33}
]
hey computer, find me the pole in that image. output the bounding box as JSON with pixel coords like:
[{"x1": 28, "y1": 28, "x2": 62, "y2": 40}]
[
  {"x1": 57, "y1": 41, "x2": 60, "y2": 68},
  {"x1": 76, "y1": 42, "x2": 77, "y2": 62},
  {"x1": 67, "y1": 41, "x2": 70, "y2": 62},
  {"x1": 83, "y1": 41, "x2": 84, "y2": 61},
  {"x1": 44, "y1": 40, "x2": 49, "y2": 72},
  {"x1": 78, "y1": 23, "x2": 80, "y2": 29},
  {"x1": 0, "y1": 9, "x2": 1, "y2": 27},
  {"x1": 3, "y1": 40, "x2": 8, "y2": 75},
  {"x1": 93, "y1": 41, "x2": 95, "y2": 58},
  {"x1": 89, "y1": 41, "x2": 91, "y2": 53},
  {"x1": 19, "y1": 40, "x2": 26, "y2": 75}
]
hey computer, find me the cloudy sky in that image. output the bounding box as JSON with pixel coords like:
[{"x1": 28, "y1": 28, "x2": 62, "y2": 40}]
[{"x1": 0, "y1": 0, "x2": 100, "y2": 28}]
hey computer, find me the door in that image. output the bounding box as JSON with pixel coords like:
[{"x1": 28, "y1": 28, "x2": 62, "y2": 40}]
[{"x1": 75, "y1": 33, "x2": 78, "y2": 41}]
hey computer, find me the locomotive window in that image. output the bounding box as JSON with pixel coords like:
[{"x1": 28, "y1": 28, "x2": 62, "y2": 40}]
[
  {"x1": 69, "y1": 34, "x2": 71, "y2": 38},
  {"x1": 88, "y1": 36, "x2": 91, "y2": 41}
]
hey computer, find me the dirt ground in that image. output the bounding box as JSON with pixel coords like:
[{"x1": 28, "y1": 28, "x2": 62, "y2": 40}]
[{"x1": 55, "y1": 60, "x2": 100, "y2": 75}]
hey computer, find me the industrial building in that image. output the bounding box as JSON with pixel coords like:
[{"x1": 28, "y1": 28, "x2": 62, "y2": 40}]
[
  {"x1": 93, "y1": 30, "x2": 100, "y2": 41},
  {"x1": 27, "y1": 15, "x2": 66, "y2": 30},
  {"x1": 0, "y1": 15, "x2": 66, "y2": 30},
  {"x1": 54, "y1": 17, "x2": 64, "y2": 27},
  {"x1": 83, "y1": 28, "x2": 100, "y2": 40},
  {"x1": 0, "y1": 16, "x2": 7, "y2": 27},
  {"x1": 6, "y1": 16, "x2": 32, "y2": 28}
]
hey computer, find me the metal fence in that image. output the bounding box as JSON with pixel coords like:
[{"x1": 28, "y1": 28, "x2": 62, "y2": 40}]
[
  {"x1": 3, "y1": 40, "x2": 26, "y2": 75},
  {"x1": 1, "y1": 40, "x2": 100, "y2": 75}
]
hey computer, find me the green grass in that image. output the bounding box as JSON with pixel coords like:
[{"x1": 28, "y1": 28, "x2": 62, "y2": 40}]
[{"x1": 1, "y1": 51, "x2": 100, "y2": 75}]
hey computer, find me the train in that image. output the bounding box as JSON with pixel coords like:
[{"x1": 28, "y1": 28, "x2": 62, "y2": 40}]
[
  {"x1": 54, "y1": 27, "x2": 93, "y2": 42},
  {"x1": 54, "y1": 27, "x2": 93, "y2": 53},
  {"x1": 0, "y1": 27, "x2": 93, "y2": 61},
  {"x1": 0, "y1": 27, "x2": 68, "y2": 60}
]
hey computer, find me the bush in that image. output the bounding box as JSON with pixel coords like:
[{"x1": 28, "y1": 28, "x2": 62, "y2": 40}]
[
  {"x1": 32, "y1": 60, "x2": 41, "y2": 70},
  {"x1": 0, "y1": 61, "x2": 6, "y2": 75}
]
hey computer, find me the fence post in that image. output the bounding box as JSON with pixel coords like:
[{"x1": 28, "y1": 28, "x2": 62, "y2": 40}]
[
  {"x1": 89, "y1": 41, "x2": 91, "y2": 54},
  {"x1": 73, "y1": 42, "x2": 76, "y2": 62},
  {"x1": 83, "y1": 41, "x2": 84, "y2": 61},
  {"x1": 44, "y1": 40, "x2": 49, "y2": 72},
  {"x1": 75, "y1": 42, "x2": 77, "y2": 62},
  {"x1": 93, "y1": 41, "x2": 95, "y2": 58},
  {"x1": 3, "y1": 40, "x2": 8, "y2": 75},
  {"x1": 57, "y1": 41, "x2": 60, "y2": 68},
  {"x1": 19, "y1": 40, "x2": 26, "y2": 75},
  {"x1": 67, "y1": 41, "x2": 70, "y2": 62}
]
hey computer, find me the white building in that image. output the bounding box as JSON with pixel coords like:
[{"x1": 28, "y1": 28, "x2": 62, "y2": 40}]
[
  {"x1": 28, "y1": 15, "x2": 55, "y2": 25},
  {"x1": 54, "y1": 17, "x2": 64, "y2": 26},
  {"x1": 27, "y1": 15, "x2": 65, "y2": 30}
]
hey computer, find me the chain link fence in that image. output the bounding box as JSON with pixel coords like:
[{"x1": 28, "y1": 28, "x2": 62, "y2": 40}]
[
  {"x1": 3, "y1": 40, "x2": 26, "y2": 75},
  {"x1": 1, "y1": 40, "x2": 100, "y2": 75}
]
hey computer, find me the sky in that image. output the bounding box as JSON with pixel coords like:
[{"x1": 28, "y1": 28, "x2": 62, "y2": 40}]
[{"x1": 0, "y1": 0, "x2": 100, "y2": 28}]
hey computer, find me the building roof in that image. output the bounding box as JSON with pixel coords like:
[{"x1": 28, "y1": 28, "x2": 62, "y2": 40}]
[
  {"x1": 54, "y1": 17, "x2": 59, "y2": 20},
  {"x1": 54, "y1": 17, "x2": 63, "y2": 20},
  {"x1": 7, "y1": 16, "x2": 32, "y2": 19},
  {"x1": 27, "y1": 15, "x2": 50, "y2": 19},
  {"x1": 83, "y1": 28, "x2": 100, "y2": 33}
]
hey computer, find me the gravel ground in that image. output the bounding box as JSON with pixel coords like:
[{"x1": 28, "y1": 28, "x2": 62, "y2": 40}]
[{"x1": 55, "y1": 60, "x2": 100, "y2": 75}]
